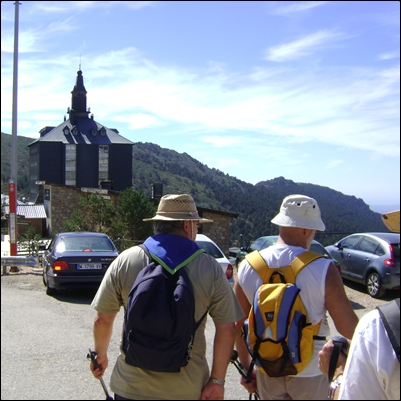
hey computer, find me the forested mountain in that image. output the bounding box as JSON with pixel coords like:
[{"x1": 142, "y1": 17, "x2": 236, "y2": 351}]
[
  {"x1": 1, "y1": 132, "x2": 385, "y2": 246},
  {"x1": 1, "y1": 132, "x2": 30, "y2": 196}
]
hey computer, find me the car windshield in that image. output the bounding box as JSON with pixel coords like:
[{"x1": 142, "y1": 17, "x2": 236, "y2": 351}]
[
  {"x1": 251, "y1": 237, "x2": 276, "y2": 251},
  {"x1": 196, "y1": 241, "x2": 224, "y2": 259},
  {"x1": 310, "y1": 242, "x2": 327, "y2": 256},
  {"x1": 56, "y1": 236, "x2": 115, "y2": 252}
]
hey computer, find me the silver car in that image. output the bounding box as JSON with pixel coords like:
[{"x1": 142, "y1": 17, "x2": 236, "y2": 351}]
[{"x1": 325, "y1": 232, "x2": 400, "y2": 298}]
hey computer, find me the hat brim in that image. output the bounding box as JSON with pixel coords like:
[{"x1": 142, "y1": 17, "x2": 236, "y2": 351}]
[
  {"x1": 143, "y1": 216, "x2": 213, "y2": 223},
  {"x1": 381, "y1": 210, "x2": 400, "y2": 233},
  {"x1": 271, "y1": 215, "x2": 326, "y2": 231}
]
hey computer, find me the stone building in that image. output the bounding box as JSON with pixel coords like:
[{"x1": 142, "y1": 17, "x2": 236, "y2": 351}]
[
  {"x1": 22, "y1": 70, "x2": 238, "y2": 255},
  {"x1": 27, "y1": 70, "x2": 133, "y2": 203}
]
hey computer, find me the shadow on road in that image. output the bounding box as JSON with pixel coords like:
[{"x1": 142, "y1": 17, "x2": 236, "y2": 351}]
[
  {"x1": 51, "y1": 288, "x2": 98, "y2": 305},
  {"x1": 343, "y1": 278, "x2": 400, "y2": 310}
]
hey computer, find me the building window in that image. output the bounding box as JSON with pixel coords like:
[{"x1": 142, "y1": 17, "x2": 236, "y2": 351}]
[
  {"x1": 65, "y1": 144, "x2": 76, "y2": 186},
  {"x1": 99, "y1": 145, "x2": 109, "y2": 185}
]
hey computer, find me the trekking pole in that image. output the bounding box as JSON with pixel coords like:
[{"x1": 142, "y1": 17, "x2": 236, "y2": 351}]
[
  {"x1": 230, "y1": 350, "x2": 260, "y2": 400},
  {"x1": 87, "y1": 348, "x2": 114, "y2": 400}
]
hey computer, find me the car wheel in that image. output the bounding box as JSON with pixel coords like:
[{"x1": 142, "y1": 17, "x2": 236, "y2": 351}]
[{"x1": 366, "y1": 271, "x2": 385, "y2": 298}]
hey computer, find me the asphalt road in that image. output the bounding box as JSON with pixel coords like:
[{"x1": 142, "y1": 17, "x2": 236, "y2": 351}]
[
  {"x1": 1, "y1": 270, "x2": 251, "y2": 400},
  {"x1": 1, "y1": 268, "x2": 397, "y2": 400}
]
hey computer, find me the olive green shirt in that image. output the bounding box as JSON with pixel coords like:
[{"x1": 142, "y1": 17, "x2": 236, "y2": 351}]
[{"x1": 92, "y1": 244, "x2": 244, "y2": 400}]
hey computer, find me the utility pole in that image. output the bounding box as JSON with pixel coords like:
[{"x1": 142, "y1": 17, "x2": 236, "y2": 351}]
[{"x1": 9, "y1": 2, "x2": 20, "y2": 271}]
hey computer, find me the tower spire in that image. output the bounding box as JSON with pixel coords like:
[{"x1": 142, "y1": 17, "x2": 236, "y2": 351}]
[{"x1": 69, "y1": 69, "x2": 89, "y2": 123}]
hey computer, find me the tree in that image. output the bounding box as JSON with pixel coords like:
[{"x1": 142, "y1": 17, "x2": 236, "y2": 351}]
[
  {"x1": 63, "y1": 189, "x2": 156, "y2": 252},
  {"x1": 115, "y1": 188, "x2": 156, "y2": 242},
  {"x1": 63, "y1": 194, "x2": 116, "y2": 235}
]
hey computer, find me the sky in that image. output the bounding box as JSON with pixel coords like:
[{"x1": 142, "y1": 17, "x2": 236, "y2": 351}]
[{"x1": 1, "y1": 1, "x2": 400, "y2": 212}]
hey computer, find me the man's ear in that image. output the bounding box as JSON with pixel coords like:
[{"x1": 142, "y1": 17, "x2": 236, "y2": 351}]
[{"x1": 182, "y1": 220, "x2": 191, "y2": 233}]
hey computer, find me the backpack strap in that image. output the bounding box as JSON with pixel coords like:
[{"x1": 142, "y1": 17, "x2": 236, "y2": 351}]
[
  {"x1": 245, "y1": 250, "x2": 323, "y2": 283},
  {"x1": 290, "y1": 251, "x2": 323, "y2": 277},
  {"x1": 245, "y1": 250, "x2": 270, "y2": 282},
  {"x1": 376, "y1": 298, "x2": 400, "y2": 362},
  {"x1": 139, "y1": 243, "x2": 150, "y2": 257}
]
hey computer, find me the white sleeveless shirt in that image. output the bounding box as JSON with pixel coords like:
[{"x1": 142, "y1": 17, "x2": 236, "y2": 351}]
[{"x1": 237, "y1": 243, "x2": 331, "y2": 377}]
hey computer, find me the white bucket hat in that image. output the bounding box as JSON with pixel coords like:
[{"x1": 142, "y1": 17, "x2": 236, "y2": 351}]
[
  {"x1": 143, "y1": 194, "x2": 213, "y2": 223},
  {"x1": 271, "y1": 194, "x2": 325, "y2": 231}
]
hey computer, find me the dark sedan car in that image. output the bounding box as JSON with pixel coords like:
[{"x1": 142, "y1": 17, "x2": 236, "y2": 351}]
[
  {"x1": 325, "y1": 232, "x2": 400, "y2": 298},
  {"x1": 235, "y1": 235, "x2": 341, "y2": 274},
  {"x1": 42, "y1": 232, "x2": 118, "y2": 295}
]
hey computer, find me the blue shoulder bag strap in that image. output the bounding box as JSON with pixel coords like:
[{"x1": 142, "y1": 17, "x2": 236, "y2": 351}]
[{"x1": 376, "y1": 298, "x2": 400, "y2": 362}]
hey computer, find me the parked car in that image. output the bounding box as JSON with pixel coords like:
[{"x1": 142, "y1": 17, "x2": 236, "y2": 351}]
[
  {"x1": 195, "y1": 234, "x2": 234, "y2": 287},
  {"x1": 325, "y1": 232, "x2": 400, "y2": 298},
  {"x1": 42, "y1": 232, "x2": 119, "y2": 295},
  {"x1": 235, "y1": 235, "x2": 341, "y2": 275},
  {"x1": 235, "y1": 236, "x2": 277, "y2": 268}
]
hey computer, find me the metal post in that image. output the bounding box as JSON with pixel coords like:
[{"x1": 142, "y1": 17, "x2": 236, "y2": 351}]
[
  {"x1": 9, "y1": 1, "x2": 20, "y2": 262},
  {"x1": 8, "y1": 2, "x2": 20, "y2": 272}
]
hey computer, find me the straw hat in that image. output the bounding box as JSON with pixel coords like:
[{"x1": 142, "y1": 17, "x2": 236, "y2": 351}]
[
  {"x1": 271, "y1": 194, "x2": 326, "y2": 231},
  {"x1": 143, "y1": 194, "x2": 213, "y2": 223},
  {"x1": 381, "y1": 210, "x2": 400, "y2": 233}
]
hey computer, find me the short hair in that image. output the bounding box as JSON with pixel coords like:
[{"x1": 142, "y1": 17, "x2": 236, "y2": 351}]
[{"x1": 153, "y1": 220, "x2": 184, "y2": 235}]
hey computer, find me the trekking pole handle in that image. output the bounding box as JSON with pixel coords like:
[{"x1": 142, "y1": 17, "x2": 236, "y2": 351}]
[
  {"x1": 230, "y1": 350, "x2": 253, "y2": 382},
  {"x1": 88, "y1": 348, "x2": 100, "y2": 369},
  {"x1": 230, "y1": 351, "x2": 260, "y2": 399},
  {"x1": 87, "y1": 348, "x2": 114, "y2": 400},
  {"x1": 328, "y1": 336, "x2": 348, "y2": 383}
]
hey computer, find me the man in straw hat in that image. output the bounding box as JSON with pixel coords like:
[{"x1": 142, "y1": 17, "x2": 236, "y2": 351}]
[
  {"x1": 90, "y1": 194, "x2": 244, "y2": 400},
  {"x1": 318, "y1": 209, "x2": 400, "y2": 400},
  {"x1": 234, "y1": 194, "x2": 358, "y2": 400}
]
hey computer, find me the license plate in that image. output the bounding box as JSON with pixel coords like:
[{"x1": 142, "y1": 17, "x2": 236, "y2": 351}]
[{"x1": 78, "y1": 263, "x2": 102, "y2": 270}]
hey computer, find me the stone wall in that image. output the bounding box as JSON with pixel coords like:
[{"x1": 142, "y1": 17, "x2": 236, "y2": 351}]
[
  {"x1": 45, "y1": 184, "x2": 234, "y2": 256},
  {"x1": 17, "y1": 217, "x2": 44, "y2": 237},
  {"x1": 47, "y1": 185, "x2": 119, "y2": 236},
  {"x1": 201, "y1": 211, "x2": 231, "y2": 256}
]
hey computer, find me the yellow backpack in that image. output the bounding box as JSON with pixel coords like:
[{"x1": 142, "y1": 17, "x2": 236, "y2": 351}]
[{"x1": 242, "y1": 250, "x2": 324, "y2": 377}]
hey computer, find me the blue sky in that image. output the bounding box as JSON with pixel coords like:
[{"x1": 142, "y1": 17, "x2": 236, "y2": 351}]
[{"x1": 1, "y1": 1, "x2": 400, "y2": 212}]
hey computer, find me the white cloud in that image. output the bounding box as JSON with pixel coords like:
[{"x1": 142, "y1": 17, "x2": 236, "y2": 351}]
[
  {"x1": 325, "y1": 160, "x2": 343, "y2": 169},
  {"x1": 33, "y1": 1, "x2": 155, "y2": 13},
  {"x1": 378, "y1": 50, "x2": 400, "y2": 60},
  {"x1": 265, "y1": 30, "x2": 346, "y2": 62},
  {"x1": 266, "y1": 1, "x2": 328, "y2": 16},
  {"x1": 202, "y1": 135, "x2": 242, "y2": 148},
  {"x1": 114, "y1": 113, "x2": 167, "y2": 130}
]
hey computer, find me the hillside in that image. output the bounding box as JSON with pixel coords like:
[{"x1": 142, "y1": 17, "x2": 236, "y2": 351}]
[
  {"x1": 1, "y1": 132, "x2": 386, "y2": 246},
  {"x1": 1, "y1": 132, "x2": 31, "y2": 197}
]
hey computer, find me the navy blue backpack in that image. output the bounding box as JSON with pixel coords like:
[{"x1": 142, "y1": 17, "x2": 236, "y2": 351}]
[{"x1": 123, "y1": 244, "x2": 206, "y2": 372}]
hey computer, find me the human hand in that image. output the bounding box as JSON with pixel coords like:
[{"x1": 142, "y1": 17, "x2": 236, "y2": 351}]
[
  {"x1": 318, "y1": 339, "x2": 348, "y2": 379},
  {"x1": 240, "y1": 370, "x2": 258, "y2": 394},
  {"x1": 89, "y1": 351, "x2": 109, "y2": 379},
  {"x1": 200, "y1": 381, "x2": 224, "y2": 400}
]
